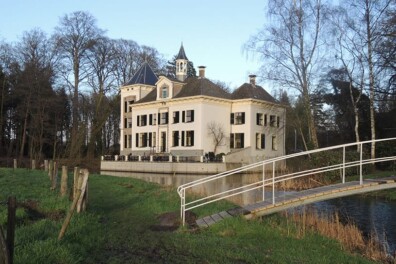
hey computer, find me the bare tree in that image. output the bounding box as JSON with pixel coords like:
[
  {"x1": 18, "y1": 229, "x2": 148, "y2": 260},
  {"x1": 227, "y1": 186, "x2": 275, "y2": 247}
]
[
  {"x1": 53, "y1": 11, "x2": 104, "y2": 158},
  {"x1": 112, "y1": 39, "x2": 141, "y2": 86},
  {"x1": 207, "y1": 121, "x2": 226, "y2": 154},
  {"x1": 336, "y1": 0, "x2": 392, "y2": 159},
  {"x1": 14, "y1": 29, "x2": 56, "y2": 160},
  {"x1": 329, "y1": 8, "x2": 367, "y2": 149},
  {"x1": 86, "y1": 37, "x2": 117, "y2": 158},
  {"x1": 245, "y1": 0, "x2": 329, "y2": 149}
]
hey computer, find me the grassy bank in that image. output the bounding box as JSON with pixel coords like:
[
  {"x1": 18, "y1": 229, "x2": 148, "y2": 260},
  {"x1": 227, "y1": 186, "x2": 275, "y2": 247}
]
[{"x1": 0, "y1": 168, "x2": 377, "y2": 263}]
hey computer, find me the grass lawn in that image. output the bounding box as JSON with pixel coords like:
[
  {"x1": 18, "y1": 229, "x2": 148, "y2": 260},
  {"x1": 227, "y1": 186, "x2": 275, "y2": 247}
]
[{"x1": 0, "y1": 168, "x2": 377, "y2": 263}]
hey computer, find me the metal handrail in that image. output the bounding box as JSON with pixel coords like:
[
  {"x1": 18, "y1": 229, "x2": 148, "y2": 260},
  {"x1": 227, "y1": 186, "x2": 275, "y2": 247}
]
[{"x1": 178, "y1": 137, "x2": 396, "y2": 225}]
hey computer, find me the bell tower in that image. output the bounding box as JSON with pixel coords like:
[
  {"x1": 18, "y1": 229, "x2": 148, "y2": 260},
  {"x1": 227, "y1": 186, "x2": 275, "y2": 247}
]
[{"x1": 176, "y1": 43, "x2": 188, "y2": 82}]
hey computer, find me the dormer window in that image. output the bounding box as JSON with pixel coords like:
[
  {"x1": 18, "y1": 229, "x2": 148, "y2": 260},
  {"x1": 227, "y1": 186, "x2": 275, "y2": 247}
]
[{"x1": 161, "y1": 86, "x2": 168, "y2": 98}]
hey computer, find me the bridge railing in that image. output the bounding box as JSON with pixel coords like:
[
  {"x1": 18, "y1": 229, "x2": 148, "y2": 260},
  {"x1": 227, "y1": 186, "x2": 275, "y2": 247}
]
[{"x1": 177, "y1": 138, "x2": 396, "y2": 225}]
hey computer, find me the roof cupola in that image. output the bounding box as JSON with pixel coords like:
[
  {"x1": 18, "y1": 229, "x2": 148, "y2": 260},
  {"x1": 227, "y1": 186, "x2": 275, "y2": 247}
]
[{"x1": 176, "y1": 43, "x2": 188, "y2": 82}]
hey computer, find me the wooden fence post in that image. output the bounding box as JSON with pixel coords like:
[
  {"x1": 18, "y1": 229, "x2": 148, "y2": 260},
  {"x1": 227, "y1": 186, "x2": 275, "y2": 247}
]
[
  {"x1": 7, "y1": 196, "x2": 16, "y2": 264},
  {"x1": 31, "y1": 160, "x2": 36, "y2": 170},
  {"x1": 48, "y1": 160, "x2": 53, "y2": 179},
  {"x1": 60, "y1": 166, "x2": 68, "y2": 197},
  {"x1": 13, "y1": 159, "x2": 17, "y2": 170},
  {"x1": 51, "y1": 162, "x2": 58, "y2": 190},
  {"x1": 0, "y1": 225, "x2": 10, "y2": 264},
  {"x1": 73, "y1": 167, "x2": 79, "y2": 200},
  {"x1": 44, "y1": 160, "x2": 49, "y2": 172},
  {"x1": 77, "y1": 169, "x2": 89, "y2": 213},
  {"x1": 58, "y1": 169, "x2": 89, "y2": 240}
]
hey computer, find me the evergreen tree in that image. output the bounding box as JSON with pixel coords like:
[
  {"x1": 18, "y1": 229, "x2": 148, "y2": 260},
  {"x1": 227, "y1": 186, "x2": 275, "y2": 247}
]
[{"x1": 166, "y1": 55, "x2": 196, "y2": 78}]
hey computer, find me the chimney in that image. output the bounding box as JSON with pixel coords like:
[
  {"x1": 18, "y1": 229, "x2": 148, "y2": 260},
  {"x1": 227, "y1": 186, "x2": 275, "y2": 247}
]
[
  {"x1": 198, "y1": 66, "x2": 206, "y2": 78},
  {"x1": 249, "y1": 74, "x2": 256, "y2": 85}
]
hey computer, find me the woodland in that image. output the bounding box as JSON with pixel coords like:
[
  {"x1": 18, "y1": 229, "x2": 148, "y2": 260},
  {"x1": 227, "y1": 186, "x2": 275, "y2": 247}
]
[{"x1": 0, "y1": 0, "x2": 395, "y2": 164}]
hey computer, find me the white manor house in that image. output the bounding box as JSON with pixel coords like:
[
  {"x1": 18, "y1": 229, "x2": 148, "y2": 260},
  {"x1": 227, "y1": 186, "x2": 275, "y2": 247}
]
[{"x1": 119, "y1": 45, "x2": 286, "y2": 163}]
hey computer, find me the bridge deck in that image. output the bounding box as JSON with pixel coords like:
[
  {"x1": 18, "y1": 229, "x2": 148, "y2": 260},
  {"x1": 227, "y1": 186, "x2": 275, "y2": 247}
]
[{"x1": 195, "y1": 176, "x2": 396, "y2": 228}]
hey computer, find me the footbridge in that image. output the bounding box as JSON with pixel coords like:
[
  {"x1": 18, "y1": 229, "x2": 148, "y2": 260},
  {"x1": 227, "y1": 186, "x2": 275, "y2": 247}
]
[{"x1": 177, "y1": 138, "x2": 396, "y2": 227}]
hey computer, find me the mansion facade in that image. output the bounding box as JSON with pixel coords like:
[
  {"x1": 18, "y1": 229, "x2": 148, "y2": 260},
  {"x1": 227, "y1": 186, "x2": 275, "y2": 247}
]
[{"x1": 119, "y1": 45, "x2": 286, "y2": 163}]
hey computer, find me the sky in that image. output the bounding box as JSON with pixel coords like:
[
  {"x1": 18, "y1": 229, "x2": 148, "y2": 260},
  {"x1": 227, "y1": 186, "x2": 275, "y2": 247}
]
[{"x1": 0, "y1": 0, "x2": 267, "y2": 90}]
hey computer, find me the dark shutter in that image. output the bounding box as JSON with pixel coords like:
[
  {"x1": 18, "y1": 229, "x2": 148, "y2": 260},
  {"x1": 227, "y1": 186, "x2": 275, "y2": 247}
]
[
  {"x1": 165, "y1": 112, "x2": 169, "y2": 124},
  {"x1": 137, "y1": 115, "x2": 140, "y2": 126},
  {"x1": 124, "y1": 135, "x2": 127, "y2": 148},
  {"x1": 149, "y1": 114, "x2": 152, "y2": 125},
  {"x1": 256, "y1": 114, "x2": 259, "y2": 125},
  {"x1": 191, "y1": 131, "x2": 194, "y2": 146},
  {"x1": 241, "y1": 113, "x2": 245, "y2": 124},
  {"x1": 230, "y1": 113, "x2": 234, "y2": 124},
  {"x1": 182, "y1": 111, "x2": 185, "y2": 123},
  {"x1": 261, "y1": 134, "x2": 265, "y2": 149},
  {"x1": 158, "y1": 113, "x2": 160, "y2": 124},
  {"x1": 124, "y1": 118, "x2": 127, "y2": 128},
  {"x1": 264, "y1": 115, "x2": 267, "y2": 126},
  {"x1": 181, "y1": 131, "x2": 185, "y2": 146},
  {"x1": 124, "y1": 101, "x2": 127, "y2": 113},
  {"x1": 230, "y1": 133, "x2": 234, "y2": 148},
  {"x1": 241, "y1": 133, "x2": 245, "y2": 148},
  {"x1": 191, "y1": 110, "x2": 194, "y2": 122},
  {"x1": 148, "y1": 132, "x2": 152, "y2": 147},
  {"x1": 135, "y1": 133, "x2": 139, "y2": 147}
]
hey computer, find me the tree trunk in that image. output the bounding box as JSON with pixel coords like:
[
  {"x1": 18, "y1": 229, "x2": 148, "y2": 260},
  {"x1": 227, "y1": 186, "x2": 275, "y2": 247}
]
[
  {"x1": 365, "y1": 0, "x2": 376, "y2": 159},
  {"x1": 19, "y1": 107, "x2": 29, "y2": 160}
]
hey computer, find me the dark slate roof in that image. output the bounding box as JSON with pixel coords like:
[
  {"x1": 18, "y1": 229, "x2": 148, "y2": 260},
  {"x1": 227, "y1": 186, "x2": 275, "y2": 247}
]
[
  {"x1": 158, "y1": 75, "x2": 183, "y2": 83},
  {"x1": 124, "y1": 62, "x2": 158, "y2": 86},
  {"x1": 134, "y1": 87, "x2": 158, "y2": 104},
  {"x1": 232, "y1": 83, "x2": 277, "y2": 103},
  {"x1": 176, "y1": 44, "x2": 188, "y2": 60},
  {"x1": 173, "y1": 77, "x2": 231, "y2": 99}
]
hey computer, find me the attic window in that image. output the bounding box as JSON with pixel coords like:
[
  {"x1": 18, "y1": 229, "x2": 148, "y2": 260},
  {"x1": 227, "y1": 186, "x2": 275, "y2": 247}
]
[{"x1": 161, "y1": 86, "x2": 168, "y2": 98}]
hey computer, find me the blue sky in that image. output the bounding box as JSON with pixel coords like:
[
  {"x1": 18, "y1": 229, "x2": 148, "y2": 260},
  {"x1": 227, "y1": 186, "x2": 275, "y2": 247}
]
[{"x1": 0, "y1": 0, "x2": 267, "y2": 90}]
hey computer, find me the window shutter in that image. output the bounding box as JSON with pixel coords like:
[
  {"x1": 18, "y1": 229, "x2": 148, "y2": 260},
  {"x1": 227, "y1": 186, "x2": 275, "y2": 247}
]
[
  {"x1": 124, "y1": 135, "x2": 128, "y2": 148},
  {"x1": 230, "y1": 133, "x2": 234, "y2": 148},
  {"x1": 191, "y1": 131, "x2": 194, "y2": 146},
  {"x1": 191, "y1": 110, "x2": 194, "y2": 122},
  {"x1": 135, "y1": 133, "x2": 139, "y2": 147},
  {"x1": 182, "y1": 111, "x2": 185, "y2": 123},
  {"x1": 181, "y1": 131, "x2": 185, "y2": 146},
  {"x1": 165, "y1": 112, "x2": 169, "y2": 124},
  {"x1": 241, "y1": 133, "x2": 245, "y2": 148},
  {"x1": 158, "y1": 113, "x2": 160, "y2": 124},
  {"x1": 137, "y1": 116, "x2": 140, "y2": 126},
  {"x1": 149, "y1": 114, "x2": 152, "y2": 125},
  {"x1": 241, "y1": 113, "x2": 245, "y2": 124},
  {"x1": 261, "y1": 134, "x2": 265, "y2": 149},
  {"x1": 148, "y1": 132, "x2": 152, "y2": 147},
  {"x1": 264, "y1": 115, "x2": 267, "y2": 126},
  {"x1": 256, "y1": 114, "x2": 259, "y2": 125},
  {"x1": 124, "y1": 118, "x2": 127, "y2": 128},
  {"x1": 230, "y1": 113, "x2": 234, "y2": 124}
]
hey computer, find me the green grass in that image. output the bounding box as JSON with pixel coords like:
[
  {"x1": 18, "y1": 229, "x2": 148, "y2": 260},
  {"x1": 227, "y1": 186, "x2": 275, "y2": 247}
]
[{"x1": 0, "y1": 168, "x2": 377, "y2": 263}]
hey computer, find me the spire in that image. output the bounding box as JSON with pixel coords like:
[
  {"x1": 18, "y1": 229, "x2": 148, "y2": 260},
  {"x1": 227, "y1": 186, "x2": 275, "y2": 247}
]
[
  {"x1": 176, "y1": 43, "x2": 189, "y2": 82},
  {"x1": 176, "y1": 42, "x2": 188, "y2": 60}
]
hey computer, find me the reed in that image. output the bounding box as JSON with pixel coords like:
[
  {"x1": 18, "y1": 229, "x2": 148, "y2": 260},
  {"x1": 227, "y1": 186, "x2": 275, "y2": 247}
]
[{"x1": 284, "y1": 208, "x2": 392, "y2": 263}]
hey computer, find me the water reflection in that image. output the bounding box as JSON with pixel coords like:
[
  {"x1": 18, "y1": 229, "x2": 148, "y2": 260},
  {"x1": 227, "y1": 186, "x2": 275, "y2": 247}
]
[{"x1": 309, "y1": 196, "x2": 396, "y2": 254}]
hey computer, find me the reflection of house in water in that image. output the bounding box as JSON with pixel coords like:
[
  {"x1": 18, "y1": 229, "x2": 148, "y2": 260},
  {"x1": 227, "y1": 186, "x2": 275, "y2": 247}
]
[{"x1": 120, "y1": 44, "x2": 286, "y2": 163}]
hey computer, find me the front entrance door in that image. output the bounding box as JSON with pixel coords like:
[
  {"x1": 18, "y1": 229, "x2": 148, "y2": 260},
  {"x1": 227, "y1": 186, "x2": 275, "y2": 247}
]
[{"x1": 161, "y1": 132, "x2": 166, "y2": 152}]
